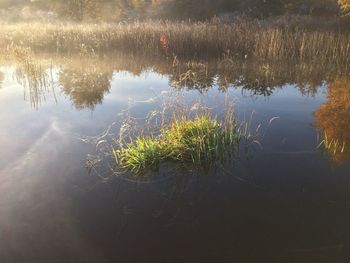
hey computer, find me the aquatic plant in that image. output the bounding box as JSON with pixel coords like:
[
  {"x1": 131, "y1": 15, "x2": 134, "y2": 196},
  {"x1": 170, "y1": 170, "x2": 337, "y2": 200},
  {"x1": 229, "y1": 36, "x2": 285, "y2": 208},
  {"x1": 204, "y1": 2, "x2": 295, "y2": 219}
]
[{"x1": 115, "y1": 113, "x2": 241, "y2": 174}]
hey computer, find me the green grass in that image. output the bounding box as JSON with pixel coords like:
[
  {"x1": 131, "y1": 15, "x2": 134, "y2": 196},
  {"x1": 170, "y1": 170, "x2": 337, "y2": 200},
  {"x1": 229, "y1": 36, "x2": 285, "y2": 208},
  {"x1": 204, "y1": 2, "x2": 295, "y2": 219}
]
[{"x1": 115, "y1": 114, "x2": 239, "y2": 174}]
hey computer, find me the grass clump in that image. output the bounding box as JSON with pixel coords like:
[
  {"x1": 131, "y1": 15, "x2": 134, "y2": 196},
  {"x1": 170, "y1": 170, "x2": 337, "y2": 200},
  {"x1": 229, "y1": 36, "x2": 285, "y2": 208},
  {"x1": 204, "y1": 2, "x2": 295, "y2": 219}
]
[
  {"x1": 115, "y1": 114, "x2": 239, "y2": 174},
  {"x1": 116, "y1": 137, "x2": 169, "y2": 173}
]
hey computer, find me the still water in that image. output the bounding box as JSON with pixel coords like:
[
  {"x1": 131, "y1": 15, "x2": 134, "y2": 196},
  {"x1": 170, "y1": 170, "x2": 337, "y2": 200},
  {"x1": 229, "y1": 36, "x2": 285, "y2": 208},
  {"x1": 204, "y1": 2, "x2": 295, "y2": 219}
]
[{"x1": 0, "y1": 56, "x2": 350, "y2": 262}]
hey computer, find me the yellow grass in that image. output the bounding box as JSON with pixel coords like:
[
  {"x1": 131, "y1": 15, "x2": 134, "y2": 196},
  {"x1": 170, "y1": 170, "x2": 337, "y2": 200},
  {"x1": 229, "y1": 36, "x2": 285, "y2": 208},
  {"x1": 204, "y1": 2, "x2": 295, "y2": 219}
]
[{"x1": 0, "y1": 20, "x2": 349, "y2": 64}]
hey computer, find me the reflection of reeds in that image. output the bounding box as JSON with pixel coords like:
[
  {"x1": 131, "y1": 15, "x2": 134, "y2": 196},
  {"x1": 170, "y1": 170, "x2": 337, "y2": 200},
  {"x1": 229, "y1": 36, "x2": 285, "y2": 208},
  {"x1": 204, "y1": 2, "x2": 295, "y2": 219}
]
[
  {"x1": 2, "y1": 51, "x2": 348, "y2": 96},
  {"x1": 4, "y1": 49, "x2": 350, "y2": 115},
  {"x1": 170, "y1": 62, "x2": 212, "y2": 91},
  {"x1": 11, "y1": 50, "x2": 112, "y2": 110},
  {"x1": 0, "y1": 21, "x2": 350, "y2": 64},
  {"x1": 12, "y1": 46, "x2": 56, "y2": 109}
]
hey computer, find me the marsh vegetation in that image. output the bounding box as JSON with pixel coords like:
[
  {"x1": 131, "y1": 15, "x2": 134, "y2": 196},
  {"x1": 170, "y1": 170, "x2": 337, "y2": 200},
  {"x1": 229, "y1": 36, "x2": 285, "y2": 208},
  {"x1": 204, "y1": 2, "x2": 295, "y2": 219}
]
[
  {"x1": 115, "y1": 115, "x2": 237, "y2": 174},
  {"x1": 113, "y1": 97, "x2": 247, "y2": 174},
  {"x1": 1, "y1": 20, "x2": 350, "y2": 65}
]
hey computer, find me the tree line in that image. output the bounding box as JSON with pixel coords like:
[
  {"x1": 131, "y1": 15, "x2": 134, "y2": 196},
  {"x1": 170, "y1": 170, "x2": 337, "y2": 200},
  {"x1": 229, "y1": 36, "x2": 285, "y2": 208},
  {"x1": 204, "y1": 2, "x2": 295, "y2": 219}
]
[{"x1": 0, "y1": 0, "x2": 349, "y2": 21}]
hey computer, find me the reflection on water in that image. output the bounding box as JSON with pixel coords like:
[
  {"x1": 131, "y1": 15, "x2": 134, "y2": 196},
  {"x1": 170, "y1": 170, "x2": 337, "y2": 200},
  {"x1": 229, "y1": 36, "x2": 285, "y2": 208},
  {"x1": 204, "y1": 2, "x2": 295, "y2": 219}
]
[
  {"x1": 10, "y1": 53, "x2": 350, "y2": 109},
  {"x1": 9, "y1": 54, "x2": 350, "y2": 163},
  {"x1": 13, "y1": 55, "x2": 56, "y2": 110},
  {"x1": 0, "y1": 70, "x2": 4, "y2": 89},
  {"x1": 170, "y1": 61, "x2": 214, "y2": 91},
  {"x1": 59, "y1": 66, "x2": 112, "y2": 111},
  {"x1": 1, "y1": 53, "x2": 350, "y2": 262},
  {"x1": 315, "y1": 78, "x2": 350, "y2": 163},
  {"x1": 8, "y1": 54, "x2": 350, "y2": 164}
]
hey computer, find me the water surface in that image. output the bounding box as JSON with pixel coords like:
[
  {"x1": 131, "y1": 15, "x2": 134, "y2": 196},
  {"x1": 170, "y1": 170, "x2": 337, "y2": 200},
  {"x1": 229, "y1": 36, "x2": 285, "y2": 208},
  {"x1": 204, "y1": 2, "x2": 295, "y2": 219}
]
[{"x1": 0, "y1": 57, "x2": 350, "y2": 262}]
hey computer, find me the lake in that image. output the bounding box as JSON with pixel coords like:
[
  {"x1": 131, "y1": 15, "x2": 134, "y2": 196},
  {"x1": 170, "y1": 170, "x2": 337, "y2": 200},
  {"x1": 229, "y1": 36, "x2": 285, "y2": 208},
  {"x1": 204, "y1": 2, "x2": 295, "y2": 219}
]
[{"x1": 0, "y1": 54, "x2": 350, "y2": 262}]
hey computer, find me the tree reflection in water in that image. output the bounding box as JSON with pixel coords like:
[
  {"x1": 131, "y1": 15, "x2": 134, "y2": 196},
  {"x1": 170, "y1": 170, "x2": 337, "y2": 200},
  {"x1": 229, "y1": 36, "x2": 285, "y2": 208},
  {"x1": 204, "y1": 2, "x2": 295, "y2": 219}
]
[
  {"x1": 7, "y1": 51, "x2": 350, "y2": 166},
  {"x1": 315, "y1": 78, "x2": 350, "y2": 164},
  {"x1": 59, "y1": 66, "x2": 113, "y2": 111}
]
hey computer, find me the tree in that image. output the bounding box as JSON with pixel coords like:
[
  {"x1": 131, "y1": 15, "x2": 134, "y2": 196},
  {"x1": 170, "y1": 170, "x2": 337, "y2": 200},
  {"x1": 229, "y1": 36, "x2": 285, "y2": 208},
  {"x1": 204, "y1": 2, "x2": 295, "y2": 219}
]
[
  {"x1": 163, "y1": 0, "x2": 227, "y2": 20},
  {"x1": 338, "y1": 0, "x2": 350, "y2": 16},
  {"x1": 47, "y1": 0, "x2": 100, "y2": 21}
]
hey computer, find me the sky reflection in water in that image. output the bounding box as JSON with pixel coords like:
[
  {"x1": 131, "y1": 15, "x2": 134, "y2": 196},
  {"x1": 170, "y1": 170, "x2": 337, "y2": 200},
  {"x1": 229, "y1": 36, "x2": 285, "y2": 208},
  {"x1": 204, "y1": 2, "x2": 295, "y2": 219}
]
[{"x1": 0, "y1": 57, "x2": 350, "y2": 262}]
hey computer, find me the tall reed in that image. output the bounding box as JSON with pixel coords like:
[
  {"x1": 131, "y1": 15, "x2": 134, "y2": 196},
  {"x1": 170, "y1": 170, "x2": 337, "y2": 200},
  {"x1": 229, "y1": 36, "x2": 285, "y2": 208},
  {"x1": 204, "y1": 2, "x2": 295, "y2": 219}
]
[{"x1": 0, "y1": 20, "x2": 349, "y2": 64}]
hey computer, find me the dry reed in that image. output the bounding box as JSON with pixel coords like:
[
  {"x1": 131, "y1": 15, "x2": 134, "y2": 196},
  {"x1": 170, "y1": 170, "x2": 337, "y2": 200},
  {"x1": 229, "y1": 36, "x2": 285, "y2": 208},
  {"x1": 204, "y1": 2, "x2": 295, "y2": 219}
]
[{"x1": 0, "y1": 20, "x2": 349, "y2": 64}]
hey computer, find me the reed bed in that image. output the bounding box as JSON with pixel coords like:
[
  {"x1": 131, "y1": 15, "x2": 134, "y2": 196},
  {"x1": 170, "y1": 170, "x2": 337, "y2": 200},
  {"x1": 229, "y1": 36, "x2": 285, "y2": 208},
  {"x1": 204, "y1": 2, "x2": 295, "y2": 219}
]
[{"x1": 1, "y1": 20, "x2": 350, "y2": 64}]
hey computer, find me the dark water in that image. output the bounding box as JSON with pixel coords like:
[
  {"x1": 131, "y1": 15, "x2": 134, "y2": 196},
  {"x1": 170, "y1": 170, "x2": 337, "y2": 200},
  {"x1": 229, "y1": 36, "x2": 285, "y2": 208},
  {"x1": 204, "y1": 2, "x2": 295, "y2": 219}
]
[{"x1": 0, "y1": 56, "x2": 350, "y2": 263}]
